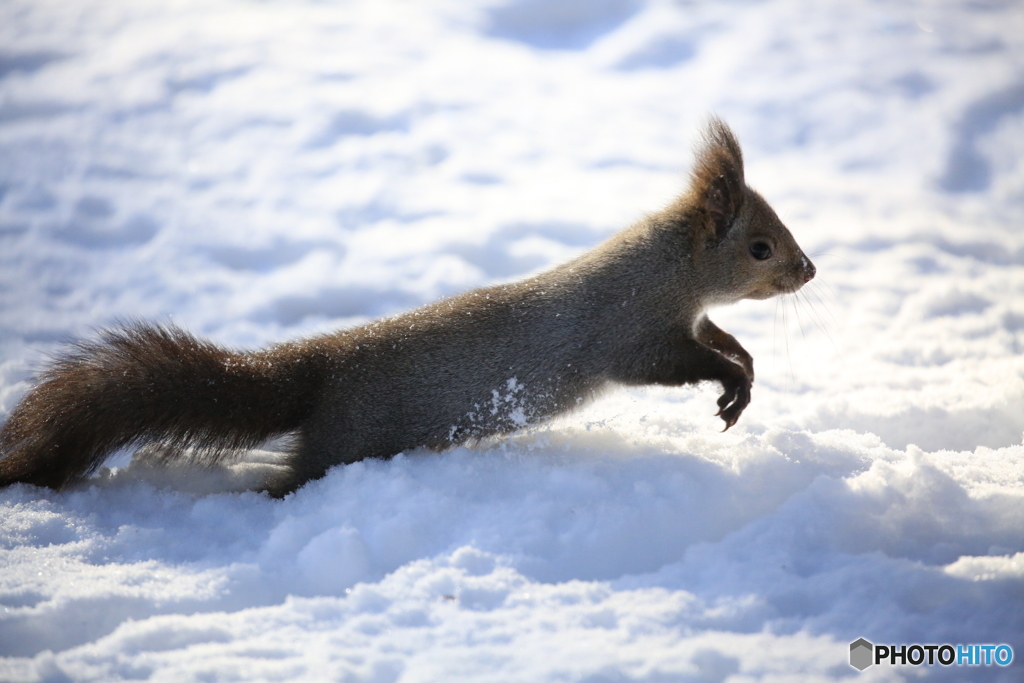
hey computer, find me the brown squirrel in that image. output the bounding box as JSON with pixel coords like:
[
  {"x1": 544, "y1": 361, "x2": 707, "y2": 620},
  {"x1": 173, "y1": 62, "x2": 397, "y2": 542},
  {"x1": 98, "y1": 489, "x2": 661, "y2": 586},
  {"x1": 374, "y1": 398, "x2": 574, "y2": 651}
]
[{"x1": 0, "y1": 118, "x2": 814, "y2": 496}]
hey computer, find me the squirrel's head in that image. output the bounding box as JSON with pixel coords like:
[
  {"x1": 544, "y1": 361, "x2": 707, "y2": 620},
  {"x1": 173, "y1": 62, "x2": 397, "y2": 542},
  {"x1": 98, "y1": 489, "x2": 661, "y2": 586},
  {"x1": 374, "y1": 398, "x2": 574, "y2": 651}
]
[{"x1": 685, "y1": 118, "x2": 815, "y2": 304}]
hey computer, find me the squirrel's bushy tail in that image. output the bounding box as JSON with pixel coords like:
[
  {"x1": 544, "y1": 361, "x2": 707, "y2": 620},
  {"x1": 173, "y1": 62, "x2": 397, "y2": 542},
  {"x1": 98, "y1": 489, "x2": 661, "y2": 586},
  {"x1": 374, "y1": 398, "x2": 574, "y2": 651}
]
[{"x1": 0, "y1": 323, "x2": 323, "y2": 490}]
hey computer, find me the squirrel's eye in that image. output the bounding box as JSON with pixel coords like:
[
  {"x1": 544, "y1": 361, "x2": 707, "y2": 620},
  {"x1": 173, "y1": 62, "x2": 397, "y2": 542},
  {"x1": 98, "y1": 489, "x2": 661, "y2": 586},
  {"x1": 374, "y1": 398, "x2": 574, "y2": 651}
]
[{"x1": 750, "y1": 242, "x2": 772, "y2": 260}]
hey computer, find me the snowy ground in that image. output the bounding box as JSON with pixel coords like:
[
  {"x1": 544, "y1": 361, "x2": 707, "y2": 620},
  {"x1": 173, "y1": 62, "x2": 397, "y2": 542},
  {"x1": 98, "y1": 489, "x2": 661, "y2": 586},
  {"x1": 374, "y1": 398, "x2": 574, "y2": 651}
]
[{"x1": 1, "y1": 0, "x2": 1023, "y2": 680}]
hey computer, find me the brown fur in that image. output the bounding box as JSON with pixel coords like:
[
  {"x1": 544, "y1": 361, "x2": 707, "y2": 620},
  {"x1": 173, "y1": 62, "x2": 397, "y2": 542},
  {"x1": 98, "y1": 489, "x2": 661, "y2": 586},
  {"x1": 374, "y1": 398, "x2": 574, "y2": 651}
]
[{"x1": 0, "y1": 118, "x2": 815, "y2": 496}]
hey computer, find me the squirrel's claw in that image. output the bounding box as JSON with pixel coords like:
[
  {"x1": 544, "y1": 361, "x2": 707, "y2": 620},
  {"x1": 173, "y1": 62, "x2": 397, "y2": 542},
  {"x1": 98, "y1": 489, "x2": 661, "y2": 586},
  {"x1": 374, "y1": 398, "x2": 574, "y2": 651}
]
[{"x1": 715, "y1": 373, "x2": 751, "y2": 431}]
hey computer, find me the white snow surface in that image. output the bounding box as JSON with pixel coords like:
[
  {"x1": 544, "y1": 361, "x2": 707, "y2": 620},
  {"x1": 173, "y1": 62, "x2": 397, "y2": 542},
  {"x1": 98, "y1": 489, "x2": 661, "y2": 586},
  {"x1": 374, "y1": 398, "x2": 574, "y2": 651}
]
[{"x1": 2, "y1": 0, "x2": 1024, "y2": 680}]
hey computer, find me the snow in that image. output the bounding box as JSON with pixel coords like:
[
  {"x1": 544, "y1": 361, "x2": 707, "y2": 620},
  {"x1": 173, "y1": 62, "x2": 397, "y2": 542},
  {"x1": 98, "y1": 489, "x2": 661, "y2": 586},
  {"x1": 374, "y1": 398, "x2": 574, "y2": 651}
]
[{"x1": 1, "y1": 0, "x2": 1023, "y2": 680}]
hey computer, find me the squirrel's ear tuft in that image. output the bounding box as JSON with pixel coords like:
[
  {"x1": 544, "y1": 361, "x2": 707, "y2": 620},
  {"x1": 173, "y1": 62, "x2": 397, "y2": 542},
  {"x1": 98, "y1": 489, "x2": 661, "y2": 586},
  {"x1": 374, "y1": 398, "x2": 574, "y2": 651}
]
[{"x1": 690, "y1": 117, "x2": 745, "y2": 246}]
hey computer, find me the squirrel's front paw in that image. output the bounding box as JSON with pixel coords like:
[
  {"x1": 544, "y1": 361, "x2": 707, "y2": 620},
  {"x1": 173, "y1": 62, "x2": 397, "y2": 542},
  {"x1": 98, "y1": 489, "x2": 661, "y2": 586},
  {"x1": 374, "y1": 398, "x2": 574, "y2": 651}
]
[{"x1": 715, "y1": 366, "x2": 751, "y2": 430}]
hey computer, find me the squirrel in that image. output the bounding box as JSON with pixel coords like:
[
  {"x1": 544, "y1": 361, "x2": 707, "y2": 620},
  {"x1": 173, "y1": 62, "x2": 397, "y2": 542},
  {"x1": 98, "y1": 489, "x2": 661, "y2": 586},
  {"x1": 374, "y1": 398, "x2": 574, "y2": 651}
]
[{"x1": 0, "y1": 118, "x2": 815, "y2": 497}]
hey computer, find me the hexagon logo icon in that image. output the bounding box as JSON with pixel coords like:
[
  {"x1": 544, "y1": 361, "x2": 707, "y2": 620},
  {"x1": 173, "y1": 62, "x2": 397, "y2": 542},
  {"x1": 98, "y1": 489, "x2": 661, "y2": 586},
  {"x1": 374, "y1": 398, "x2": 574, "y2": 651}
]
[{"x1": 850, "y1": 638, "x2": 873, "y2": 671}]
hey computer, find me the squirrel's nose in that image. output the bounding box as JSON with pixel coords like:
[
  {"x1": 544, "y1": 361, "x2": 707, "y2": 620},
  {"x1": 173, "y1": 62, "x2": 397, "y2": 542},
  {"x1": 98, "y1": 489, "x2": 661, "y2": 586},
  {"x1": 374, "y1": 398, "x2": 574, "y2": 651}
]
[{"x1": 802, "y1": 256, "x2": 816, "y2": 283}]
